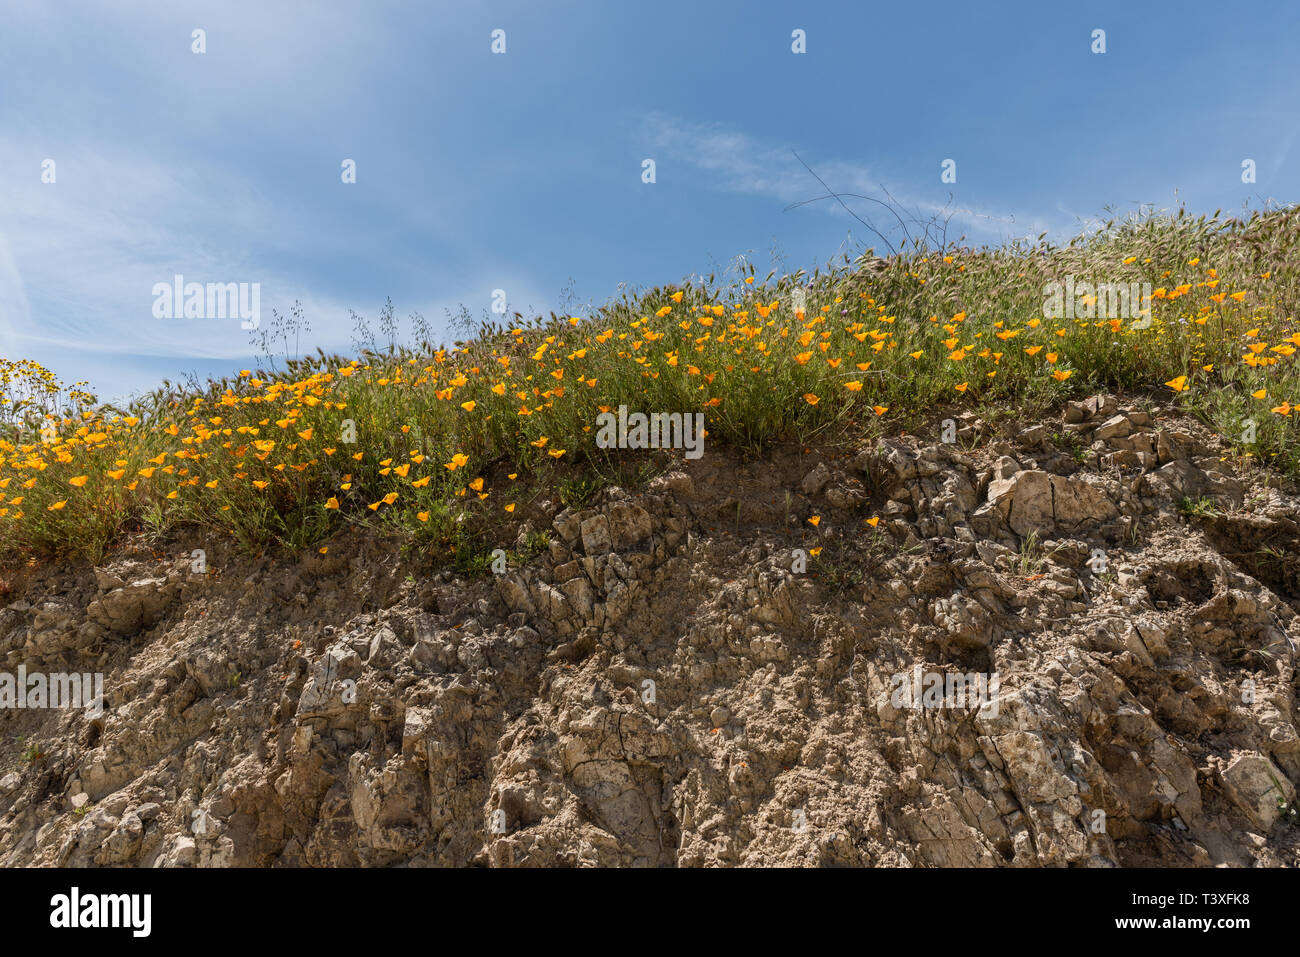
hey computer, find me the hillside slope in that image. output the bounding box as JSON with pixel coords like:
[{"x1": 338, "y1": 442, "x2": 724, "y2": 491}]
[{"x1": 1, "y1": 394, "x2": 1297, "y2": 867}]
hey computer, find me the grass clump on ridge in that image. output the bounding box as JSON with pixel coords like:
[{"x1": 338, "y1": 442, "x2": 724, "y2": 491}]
[{"x1": 3, "y1": 204, "x2": 1300, "y2": 567}]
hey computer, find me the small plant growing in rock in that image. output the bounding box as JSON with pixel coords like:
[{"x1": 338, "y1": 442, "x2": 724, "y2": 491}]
[
  {"x1": 1278, "y1": 795, "x2": 1298, "y2": 826},
  {"x1": 559, "y1": 476, "x2": 599, "y2": 510},
  {"x1": 1051, "y1": 431, "x2": 1090, "y2": 465},
  {"x1": 453, "y1": 547, "x2": 494, "y2": 576},
  {"x1": 808, "y1": 545, "x2": 862, "y2": 598},
  {"x1": 1015, "y1": 531, "x2": 1045, "y2": 576},
  {"x1": 1121, "y1": 517, "x2": 1142, "y2": 546},
  {"x1": 1270, "y1": 774, "x2": 1298, "y2": 826},
  {"x1": 510, "y1": 530, "x2": 552, "y2": 565},
  {"x1": 1177, "y1": 495, "x2": 1219, "y2": 518}
]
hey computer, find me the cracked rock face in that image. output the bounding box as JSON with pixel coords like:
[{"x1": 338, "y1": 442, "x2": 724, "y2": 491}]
[
  {"x1": 0, "y1": 395, "x2": 1298, "y2": 867},
  {"x1": 981, "y1": 470, "x2": 1120, "y2": 538}
]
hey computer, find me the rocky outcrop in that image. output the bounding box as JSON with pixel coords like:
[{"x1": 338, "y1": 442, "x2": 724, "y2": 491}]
[{"x1": 0, "y1": 396, "x2": 1297, "y2": 867}]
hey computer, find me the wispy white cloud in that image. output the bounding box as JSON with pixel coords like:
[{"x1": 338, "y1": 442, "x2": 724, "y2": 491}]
[
  {"x1": 640, "y1": 111, "x2": 1055, "y2": 247},
  {"x1": 0, "y1": 140, "x2": 296, "y2": 357},
  {"x1": 0, "y1": 136, "x2": 547, "y2": 352}
]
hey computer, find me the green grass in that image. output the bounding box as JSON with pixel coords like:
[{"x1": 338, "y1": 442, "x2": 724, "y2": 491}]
[
  {"x1": 4, "y1": 203, "x2": 1300, "y2": 569},
  {"x1": 1177, "y1": 495, "x2": 1220, "y2": 518}
]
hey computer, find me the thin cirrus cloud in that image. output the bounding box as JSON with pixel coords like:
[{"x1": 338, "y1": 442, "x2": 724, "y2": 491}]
[
  {"x1": 0, "y1": 138, "x2": 361, "y2": 414},
  {"x1": 0, "y1": 129, "x2": 540, "y2": 399},
  {"x1": 0, "y1": 0, "x2": 495, "y2": 403},
  {"x1": 638, "y1": 112, "x2": 1051, "y2": 251},
  {"x1": 2, "y1": 141, "x2": 274, "y2": 351}
]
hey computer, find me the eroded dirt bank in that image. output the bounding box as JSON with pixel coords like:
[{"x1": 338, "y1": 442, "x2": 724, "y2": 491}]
[{"x1": 1, "y1": 395, "x2": 1298, "y2": 866}]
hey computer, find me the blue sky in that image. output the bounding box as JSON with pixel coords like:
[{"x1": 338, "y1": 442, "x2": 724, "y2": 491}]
[{"x1": 2, "y1": 0, "x2": 1297, "y2": 405}]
